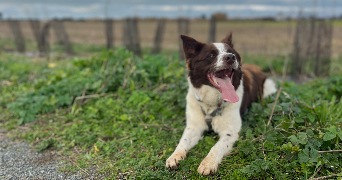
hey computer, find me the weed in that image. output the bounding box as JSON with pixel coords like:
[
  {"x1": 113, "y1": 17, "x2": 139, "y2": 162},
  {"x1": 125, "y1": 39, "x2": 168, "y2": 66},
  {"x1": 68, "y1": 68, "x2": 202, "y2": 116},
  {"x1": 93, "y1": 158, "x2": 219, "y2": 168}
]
[{"x1": 0, "y1": 50, "x2": 342, "y2": 179}]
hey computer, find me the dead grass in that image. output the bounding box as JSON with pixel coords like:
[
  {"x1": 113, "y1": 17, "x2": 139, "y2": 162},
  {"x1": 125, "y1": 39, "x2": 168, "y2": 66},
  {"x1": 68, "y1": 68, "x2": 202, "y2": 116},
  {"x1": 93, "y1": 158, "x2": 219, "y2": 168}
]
[{"x1": 0, "y1": 19, "x2": 342, "y2": 56}]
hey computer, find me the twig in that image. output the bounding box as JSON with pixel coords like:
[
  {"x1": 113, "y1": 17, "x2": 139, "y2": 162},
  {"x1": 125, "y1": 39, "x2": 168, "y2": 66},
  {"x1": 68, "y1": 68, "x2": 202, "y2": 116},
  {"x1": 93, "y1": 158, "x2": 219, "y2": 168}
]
[
  {"x1": 313, "y1": 173, "x2": 339, "y2": 180},
  {"x1": 267, "y1": 56, "x2": 288, "y2": 126},
  {"x1": 139, "y1": 123, "x2": 170, "y2": 127},
  {"x1": 318, "y1": 150, "x2": 342, "y2": 153},
  {"x1": 71, "y1": 93, "x2": 115, "y2": 114},
  {"x1": 262, "y1": 141, "x2": 267, "y2": 161},
  {"x1": 252, "y1": 123, "x2": 280, "y2": 142},
  {"x1": 75, "y1": 93, "x2": 108, "y2": 101},
  {"x1": 139, "y1": 123, "x2": 176, "y2": 131},
  {"x1": 308, "y1": 164, "x2": 323, "y2": 180},
  {"x1": 82, "y1": 84, "x2": 88, "y2": 98},
  {"x1": 69, "y1": 159, "x2": 90, "y2": 176},
  {"x1": 268, "y1": 61, "x2": 277, "y2": 77},
  {"x1": 73, "y1": 147, "x2": 81, "y2": 154},
  {"x1": 227, "y1": 151, "x2": 239, "y2": 156},
  {"x1": 118, "y1": 135, "x2": 132, "y2": 141},
  {"x1": 311, "y1": 106, "x2": 323, "y2": 129},
  {"x1": 287, "y1": 153, "x2": 295, "y2": 162},
  {"x1": 119, "y1": 171, "x2": 134, "y2": 176},
  {"x1": 99, "y1": 59, "x2": 120, "y2": 92},
  {"x1": 258, "y1": 148, "x2": 281, "y2": 153},
  {"x1": 296, "y1": 101, "x2": 323, "y2": 129},
  {"x1": 98, "y1": 138, "x2": 105, "y2": 142}
]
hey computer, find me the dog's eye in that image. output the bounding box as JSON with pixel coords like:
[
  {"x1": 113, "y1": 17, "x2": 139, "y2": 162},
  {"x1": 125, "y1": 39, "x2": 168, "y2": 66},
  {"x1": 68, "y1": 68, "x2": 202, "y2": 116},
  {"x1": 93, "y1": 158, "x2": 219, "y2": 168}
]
[{"x1": 208, "y1": 54, "x2": 215, "y2": 58}]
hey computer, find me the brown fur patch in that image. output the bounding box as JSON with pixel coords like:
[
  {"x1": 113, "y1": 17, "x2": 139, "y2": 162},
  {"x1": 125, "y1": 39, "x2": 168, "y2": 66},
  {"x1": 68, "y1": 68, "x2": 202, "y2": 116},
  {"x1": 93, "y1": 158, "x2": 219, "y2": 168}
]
[{"x1": 240, "y1": 64, "x2": 266, "y2": 115}]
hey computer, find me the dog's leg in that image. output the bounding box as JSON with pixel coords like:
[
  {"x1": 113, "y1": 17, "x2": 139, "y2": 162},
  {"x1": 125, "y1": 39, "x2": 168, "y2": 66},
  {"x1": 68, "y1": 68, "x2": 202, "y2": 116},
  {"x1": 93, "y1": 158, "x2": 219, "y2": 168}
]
[
  {"x1": 197, "y1": 109, "x2": 241, "y2": 175},
  {"x1": 166, "y1": 102, "x2": 207, "y2": 170}
]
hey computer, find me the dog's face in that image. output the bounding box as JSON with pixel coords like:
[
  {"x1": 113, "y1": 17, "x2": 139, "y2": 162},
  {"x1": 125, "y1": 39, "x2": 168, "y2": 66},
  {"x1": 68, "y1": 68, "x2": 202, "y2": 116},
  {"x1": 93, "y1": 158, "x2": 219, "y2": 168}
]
[{"x1": 181, "y1": 33, "x2": 243, "y2": 103}]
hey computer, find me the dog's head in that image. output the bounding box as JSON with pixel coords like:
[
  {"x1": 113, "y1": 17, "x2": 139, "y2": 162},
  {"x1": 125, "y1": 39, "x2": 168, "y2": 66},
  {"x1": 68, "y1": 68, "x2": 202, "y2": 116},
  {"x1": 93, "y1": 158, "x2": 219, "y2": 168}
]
[{"x1": 181, "y1": 33, "x2": 243, "y2": 103}]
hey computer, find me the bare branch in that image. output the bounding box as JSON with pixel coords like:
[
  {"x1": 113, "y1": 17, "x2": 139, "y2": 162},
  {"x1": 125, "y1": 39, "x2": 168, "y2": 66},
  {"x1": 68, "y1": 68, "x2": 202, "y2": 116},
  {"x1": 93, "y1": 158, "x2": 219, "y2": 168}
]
[
  {"x1": 69, "y1": 159, "x2": 90, "y2": 176},
  {"x1": 118, "y1": 135, "x2": 133, "y2": 141},
  {"x1": 318, "y1": 150, "x2": 342, "y2": 153},
  {"x1": 313, "y1": 174, "x2": 339, "y2": 180},
  {"x1": 308, "y1": 164, "x2": 323, "y2": 180},
  {"x1": 227, "y1": 151, "x2": 239, "y2": 156},
  {"x1": 267, "y1": 56, "x2": 289, "y2": 126}
]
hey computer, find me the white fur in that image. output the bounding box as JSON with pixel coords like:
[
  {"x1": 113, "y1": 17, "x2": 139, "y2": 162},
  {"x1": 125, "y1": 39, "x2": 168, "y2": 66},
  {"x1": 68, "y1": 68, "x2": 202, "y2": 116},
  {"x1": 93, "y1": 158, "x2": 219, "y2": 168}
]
[
  {"x1": 213, "y1": 43, "x2": 238, "y2": 69},
  {"x1": 166, "y1": 77, "x2": 243, "y2": 175},
  {"x1": 263, "y1": 78, "x2": 277, "y2": 98}
]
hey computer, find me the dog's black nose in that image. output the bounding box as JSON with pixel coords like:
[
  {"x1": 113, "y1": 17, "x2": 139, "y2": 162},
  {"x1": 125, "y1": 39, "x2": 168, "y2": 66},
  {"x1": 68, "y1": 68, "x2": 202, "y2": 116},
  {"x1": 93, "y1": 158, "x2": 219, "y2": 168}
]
[{"x1": 224, "y1": 54, "x2": 236, "y2": 65}]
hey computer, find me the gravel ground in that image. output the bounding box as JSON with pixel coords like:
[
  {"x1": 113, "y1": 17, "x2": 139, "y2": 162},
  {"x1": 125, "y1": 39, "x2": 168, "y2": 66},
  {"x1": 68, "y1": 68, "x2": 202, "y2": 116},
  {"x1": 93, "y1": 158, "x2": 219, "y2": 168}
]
[{"x1": 0, "y1": 130, "x2": 84, "y2": 180}]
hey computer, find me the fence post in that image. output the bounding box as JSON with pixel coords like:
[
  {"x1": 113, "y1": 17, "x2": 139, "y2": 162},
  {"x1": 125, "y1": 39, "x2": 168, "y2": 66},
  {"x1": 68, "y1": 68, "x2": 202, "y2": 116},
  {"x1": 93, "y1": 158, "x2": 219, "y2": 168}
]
[
  {"x1": 291, "y1": 13, "x2": 309, "y2": 80},
  {"x1": 314, "y1": 20, "x2": 332, "y2": 77},
  {"x1": 105, "y1": 19, "x2": 114, "y2": 50},
  {"x1": 178, "y1": 18, "x2": 189, "y2": 61},
  {"x1": 123, "y1": 18, "x2": 141, "y2": 56},
  {"x1": 29, "y1": 20, "x2": 41, "y2": 48},
  {"x1": 291, "y1": 14, "x2": 333, "y2": 80},
  {"x1": 8, "y1": 20, "x2": 25, "y2": 52},
  {"x1": 208, "y1": 16, "x2": 216, "y2": 43},
  {"x1": 131, "y1": 18, "x2": 141, "y2": 57},
  {"x1": 51, "y1": 20, "x2": 73, "y2": 55},
  {"x1": 122, "y1": 19, "x2": 129, "y2": 48},
  {"x1": 40, "y1": 22, "x2": 50, "y2": 55},
  {"x1": 152, "y1": 19, "x2": 166, "y2": 54}
]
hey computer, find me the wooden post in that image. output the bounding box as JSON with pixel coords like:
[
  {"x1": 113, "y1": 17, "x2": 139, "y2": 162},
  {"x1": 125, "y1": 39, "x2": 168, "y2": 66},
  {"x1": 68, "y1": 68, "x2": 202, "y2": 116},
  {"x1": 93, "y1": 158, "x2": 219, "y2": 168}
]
[
  {"x1": 292, "y1": 14, "x2": 333, "y2": 80},
  {"x1": 152, "y1": 19, "x2": 166, "y2": 54},
  {"x1": 124, "y1": 18, "x2": 141, "y2": 57},
  {"x1": 122, "y1": 19, "x2": 129, "y2": 49},
  {"x1": 40, "y1": 22, "x2": 50, "y2": 55},
  {"x1": 291, "y1": 14, "x2": 306, "y2": 80},
  {"x1": 131, "y1": 18, "x2": 141, "y2": 57},
  {"x1": 208, "y1": 16, "x2": 216, "y2": 43},
  {"x1": 8, "y1": 20, "x2": 25, "y2": 52},
  {"x1": 105, "y1": 19, "x2": 114, "y2": 50},
  {"x1": 29, "y1": 20, "x2": 41, "y2": 47},
  {"x1": 178, "y1": 18, "x2": 189, "y2": 61},
  {"x1": 315, "y1": 20, "x2": 332, "y2": 77},
  {"x1": 51, "y1": 20, "x2": 73, "y2": 55}
]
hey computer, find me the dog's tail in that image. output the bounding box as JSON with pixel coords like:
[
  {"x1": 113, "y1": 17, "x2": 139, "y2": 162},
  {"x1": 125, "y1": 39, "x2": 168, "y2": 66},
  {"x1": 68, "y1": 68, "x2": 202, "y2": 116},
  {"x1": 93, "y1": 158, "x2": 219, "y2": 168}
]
[{"x1": 263, "y1": 78, "x2": 277, "y2": 98}]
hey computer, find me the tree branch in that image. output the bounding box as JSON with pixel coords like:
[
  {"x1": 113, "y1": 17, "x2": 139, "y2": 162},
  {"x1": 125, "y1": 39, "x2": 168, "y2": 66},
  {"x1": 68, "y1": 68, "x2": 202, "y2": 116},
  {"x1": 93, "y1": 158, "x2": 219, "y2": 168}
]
[
  {"x1": 267, "y1": 57, "x2": 288, "y2": 126},
  {"x1": 318, "y1": 150, "x2": 342, "y2": 153},
  {"x1": 313, "y1": 174, "x2": 339, "y2": 180},
  {"x1": 308, "y1": 164, "x2": 323, "y2": 180}
]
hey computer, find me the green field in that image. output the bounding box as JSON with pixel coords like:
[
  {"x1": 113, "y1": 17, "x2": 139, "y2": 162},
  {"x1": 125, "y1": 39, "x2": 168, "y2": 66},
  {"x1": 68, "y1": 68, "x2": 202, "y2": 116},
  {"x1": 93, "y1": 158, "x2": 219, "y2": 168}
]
[{"x1": 1, "y1": 49, "x2": 342, "y2": 179}]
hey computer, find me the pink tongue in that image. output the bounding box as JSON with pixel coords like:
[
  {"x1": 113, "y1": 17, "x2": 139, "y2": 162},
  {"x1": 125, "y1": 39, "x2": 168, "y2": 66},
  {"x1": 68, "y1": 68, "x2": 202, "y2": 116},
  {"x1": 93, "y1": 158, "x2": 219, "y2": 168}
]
[{"x1": 215, "y1": 77, "x2": 239, "y2": 103}]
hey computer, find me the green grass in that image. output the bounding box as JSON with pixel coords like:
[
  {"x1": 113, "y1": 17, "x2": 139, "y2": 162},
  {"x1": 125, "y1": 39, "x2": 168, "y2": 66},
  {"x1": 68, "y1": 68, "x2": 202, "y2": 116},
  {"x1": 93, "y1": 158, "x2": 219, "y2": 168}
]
[{"x1": 0, "y1": 49, "x2": 342, "y2": 179}]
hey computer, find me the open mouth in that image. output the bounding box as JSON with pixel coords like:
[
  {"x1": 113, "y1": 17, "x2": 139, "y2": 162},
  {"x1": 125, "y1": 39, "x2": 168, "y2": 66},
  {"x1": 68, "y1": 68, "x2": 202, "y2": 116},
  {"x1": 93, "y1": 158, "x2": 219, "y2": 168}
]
[{"x1": 206, "y1": 68, "x2": 239, "y2": 103}]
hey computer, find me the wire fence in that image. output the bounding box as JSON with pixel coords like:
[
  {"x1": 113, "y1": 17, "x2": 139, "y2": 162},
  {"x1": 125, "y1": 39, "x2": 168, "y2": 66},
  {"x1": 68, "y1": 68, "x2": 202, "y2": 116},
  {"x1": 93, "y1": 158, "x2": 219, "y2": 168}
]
[{"x1": 0, "y1": 17, "x2": 337, "y2": 78}]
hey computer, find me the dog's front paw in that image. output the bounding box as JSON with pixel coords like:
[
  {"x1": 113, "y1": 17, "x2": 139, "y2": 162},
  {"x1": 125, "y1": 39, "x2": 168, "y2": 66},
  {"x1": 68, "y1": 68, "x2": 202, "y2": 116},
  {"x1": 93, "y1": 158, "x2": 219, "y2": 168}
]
[
  {"x1": 197, "y1": 154, "x2": 219, "y2": 175},
  {"x1": 165, "y1": 151, "x2": 186, "y2": 170}
]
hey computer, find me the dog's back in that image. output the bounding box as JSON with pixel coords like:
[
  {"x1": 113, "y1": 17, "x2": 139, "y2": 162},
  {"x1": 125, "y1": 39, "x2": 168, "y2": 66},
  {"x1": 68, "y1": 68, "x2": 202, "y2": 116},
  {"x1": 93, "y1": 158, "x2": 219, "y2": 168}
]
[{"x1": 241, "y1": 64, "x2": 276, "y2": 115}]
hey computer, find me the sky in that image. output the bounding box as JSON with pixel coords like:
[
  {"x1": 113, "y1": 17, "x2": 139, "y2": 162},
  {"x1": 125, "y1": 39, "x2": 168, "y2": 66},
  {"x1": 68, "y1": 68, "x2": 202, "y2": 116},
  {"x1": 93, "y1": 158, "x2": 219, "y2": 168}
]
[{"x1": 0, "y1": 0, "x2": 341, "y2": 20}]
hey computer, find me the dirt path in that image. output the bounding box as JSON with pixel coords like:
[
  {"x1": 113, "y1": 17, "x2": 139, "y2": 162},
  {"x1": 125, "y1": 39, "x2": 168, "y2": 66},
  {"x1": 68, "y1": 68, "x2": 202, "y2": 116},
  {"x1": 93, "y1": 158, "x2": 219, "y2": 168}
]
[{"x1": 0, "y1": 129, "x2": 83, "y2": 180}]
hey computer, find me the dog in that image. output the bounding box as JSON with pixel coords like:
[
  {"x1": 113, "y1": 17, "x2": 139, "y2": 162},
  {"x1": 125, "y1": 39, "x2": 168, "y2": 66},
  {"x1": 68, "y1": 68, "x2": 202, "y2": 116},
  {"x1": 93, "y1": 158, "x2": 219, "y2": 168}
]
[{"x1": 165, "y1": 33, "x2": 277, "y2": 175}]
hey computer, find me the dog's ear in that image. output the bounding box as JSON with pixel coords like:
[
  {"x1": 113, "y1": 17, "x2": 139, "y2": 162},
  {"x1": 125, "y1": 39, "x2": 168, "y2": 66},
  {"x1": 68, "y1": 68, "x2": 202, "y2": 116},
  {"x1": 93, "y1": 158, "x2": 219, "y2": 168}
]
[
  {"x1": 221, "y1": 32, "x2": 233, "y2": 48},
  {"x1": 180, "y1": 35, "x2": 205, "y2": 60}
]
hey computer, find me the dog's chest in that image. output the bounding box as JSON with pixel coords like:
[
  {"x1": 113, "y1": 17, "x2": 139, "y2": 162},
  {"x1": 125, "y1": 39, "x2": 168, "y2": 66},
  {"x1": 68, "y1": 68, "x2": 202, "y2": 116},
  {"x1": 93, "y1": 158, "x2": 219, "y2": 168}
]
[
  {"x1": 192, "y1": 83, "x2": 223, "y2": 106},
  {"x1": 199, "y1": 104, "x2": 223, "y2": 131}
]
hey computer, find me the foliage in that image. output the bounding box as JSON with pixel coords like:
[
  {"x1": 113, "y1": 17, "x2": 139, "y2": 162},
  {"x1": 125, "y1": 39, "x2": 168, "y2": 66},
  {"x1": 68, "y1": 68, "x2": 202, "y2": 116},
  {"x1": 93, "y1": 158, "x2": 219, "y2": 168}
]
[{"x1": 1, "y1": 50, "x2": 342, "y2": 179}]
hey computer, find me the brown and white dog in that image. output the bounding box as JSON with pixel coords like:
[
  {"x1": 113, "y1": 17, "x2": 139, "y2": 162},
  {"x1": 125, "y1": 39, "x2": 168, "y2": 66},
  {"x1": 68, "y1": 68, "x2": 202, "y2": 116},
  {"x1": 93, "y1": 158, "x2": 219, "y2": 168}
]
[{"x1": 165, "y1": 33, "x2": 277, "y2": 175}]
